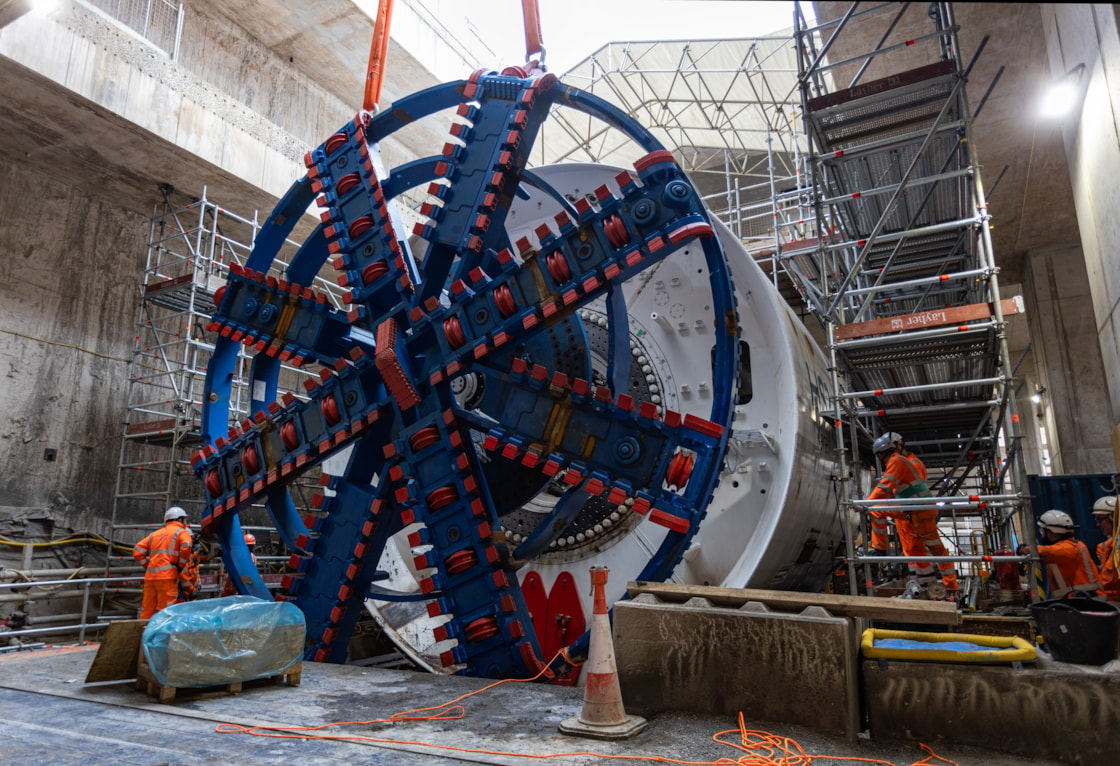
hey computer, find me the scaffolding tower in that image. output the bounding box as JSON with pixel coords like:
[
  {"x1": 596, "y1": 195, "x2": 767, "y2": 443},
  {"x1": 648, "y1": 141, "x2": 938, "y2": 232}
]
[
  {"x1": 104, "y1": 187, "x2": 336, "y2": 606},
  {"x1": 790, "y1": 2, "x2": 1032, "y2": 602},
  {"x1": 548, "y1": 35, "x2": 814, "y2": 310},
  {"x1": 526, "y1": 6, "x2": 1035, "y2": 604}
]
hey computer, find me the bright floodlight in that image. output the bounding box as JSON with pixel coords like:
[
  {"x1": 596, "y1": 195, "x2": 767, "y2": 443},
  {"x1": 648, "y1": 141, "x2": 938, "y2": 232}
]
[
  {"x1": 1040, "y1": 81, "x2": 1078, "y2": 117},
  {"x1": 1040, "y1": 64, "x2": 1085, "y2": 118}
]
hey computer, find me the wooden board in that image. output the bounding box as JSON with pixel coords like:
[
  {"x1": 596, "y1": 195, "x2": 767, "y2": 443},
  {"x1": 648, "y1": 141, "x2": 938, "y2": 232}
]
[
  {"x1": 806, "y1": 60, "x2": 956, "y2": 111},
  {"x1": 835, "y1": 298, "x2": 1022, "y2": 340},
  {"x1": 84, "y1": 619, "x2": 147, "y2": 683},
  {"x1": 626, "y1": 582, "x2": 961, "y2": 626}
]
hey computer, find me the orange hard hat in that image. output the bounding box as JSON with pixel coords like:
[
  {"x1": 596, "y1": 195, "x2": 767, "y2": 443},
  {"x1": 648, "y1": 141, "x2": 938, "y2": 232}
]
[{"x1": 244, "y1": 533, "x2": 256, "y2": 545}]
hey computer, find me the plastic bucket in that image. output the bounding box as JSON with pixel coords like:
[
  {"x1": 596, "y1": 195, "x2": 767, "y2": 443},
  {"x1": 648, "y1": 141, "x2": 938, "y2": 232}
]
[{"x1": 1029, "y1": 593, "x2": 1120, "y2": 665}]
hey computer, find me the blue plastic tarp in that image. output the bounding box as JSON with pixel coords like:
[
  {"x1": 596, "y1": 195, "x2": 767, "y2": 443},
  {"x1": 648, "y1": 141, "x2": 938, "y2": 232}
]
[{"x1": 142, "y1": 596, "x2": 305, "y2": 688}]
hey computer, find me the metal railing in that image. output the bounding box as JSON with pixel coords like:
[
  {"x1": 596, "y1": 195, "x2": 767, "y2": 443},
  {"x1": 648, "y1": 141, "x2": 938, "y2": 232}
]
[
  {"x1": 0, "y1": 575, "x2": 141, "y2": 644},
  {"x1": 82, "y1": 0, "x2": 184, "y2": 58},
  {"x1": 3, "y1": 557, "x2": 285, "y2": 646}
]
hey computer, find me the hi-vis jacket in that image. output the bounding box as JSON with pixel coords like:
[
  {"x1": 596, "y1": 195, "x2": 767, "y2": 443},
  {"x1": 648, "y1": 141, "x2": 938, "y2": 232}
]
[
  {"x1": 1038, "y1": 537, "x2": 1102, "y2": 598},
  {"x1": 1099, "y1": 537, "x2": 1120, "y2": 601},
  {"x1": 869, "y1": 450, "x2": 930, "y2": 504},
  {"x1": 133, "y1": 520, "x2": 199, "y2": 595},
  {"x1": 1097, "y1": 535, "x2": 1115, "y2": 600}
]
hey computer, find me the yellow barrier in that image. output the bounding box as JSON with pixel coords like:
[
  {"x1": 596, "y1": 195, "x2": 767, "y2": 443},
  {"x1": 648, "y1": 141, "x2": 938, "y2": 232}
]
[{"x1": 861, "y1": 628, "x2": 1037, "y2": 663}]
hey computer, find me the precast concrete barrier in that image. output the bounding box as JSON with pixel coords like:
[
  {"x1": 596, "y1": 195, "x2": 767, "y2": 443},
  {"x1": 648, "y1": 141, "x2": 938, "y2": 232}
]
[{"x1": 614, "y1": 593, "x2": 859, "y2": 741}]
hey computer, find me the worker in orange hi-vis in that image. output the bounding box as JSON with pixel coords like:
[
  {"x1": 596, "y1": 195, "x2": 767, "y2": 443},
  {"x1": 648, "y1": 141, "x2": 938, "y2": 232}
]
[
  {"x1": 866, "y1": 432, "x2": 959, "y2": 598},
  {"x1": 133, "y1": 506, "x2": 200, "y2": 618},
  {"x1": 1019, "y1": 510, "x2": 1102, "y2": 599},
  {"x1": 1091, "y1": 496, "x2": 1119, "y2": 602}
]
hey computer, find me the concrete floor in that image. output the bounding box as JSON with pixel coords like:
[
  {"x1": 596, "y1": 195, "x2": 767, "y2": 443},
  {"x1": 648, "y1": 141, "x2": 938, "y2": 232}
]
[{"x1": 0, "y1": 643, "x2": 1065, "y2": 766}]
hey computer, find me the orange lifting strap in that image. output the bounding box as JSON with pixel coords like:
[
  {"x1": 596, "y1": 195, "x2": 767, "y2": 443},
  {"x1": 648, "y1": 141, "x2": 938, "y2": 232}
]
[
  {"x1": 521, "y1": 0, "x2": 545, "y2": 66},
  {"x1": 363, "y1": 0, "x2": 394, "y2": 112}
]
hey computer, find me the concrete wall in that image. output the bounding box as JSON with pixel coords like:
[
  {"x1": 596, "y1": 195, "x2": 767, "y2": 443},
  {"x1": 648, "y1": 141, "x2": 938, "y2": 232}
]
[
  {"x1": 0, "y1": 3, "x2": 310, "y2": 208},
  {"x1": 0, "y1": 3, "x2": 328, "y2": 524},
  {"x1": 0, "y1": 1, "x2": 455, "y2": 215},
  {"x1": 1023, "y1": 245, "x2": 1116, "y2": 473},
  {"x1": 0, "y1": 0, "x2": 452, "y2": 527},
  {"x1": 1041, "y1": 3, "x2": 1120, "y2": 431},
  {"x1": 0, "y1": 160, "x2": 145, "y2": 518}
]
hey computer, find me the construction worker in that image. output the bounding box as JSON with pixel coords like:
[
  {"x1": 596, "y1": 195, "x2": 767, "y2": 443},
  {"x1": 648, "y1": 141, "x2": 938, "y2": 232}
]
[
  {"x1": 221, "y1": 533, "x2": 258, "y2": 597},
  {"x1": 1019, "y1": 509, "x2": 1102, "y2": 599},
  {"x1": 1091, "y1": 496, "x2": 1119, "y2": 601},
  {"x1": 132, "y1": 506, "x2": 200, "y2": 618},
  {"x1": 867, "y1": 432, "x2": 959, "y2": 598}
]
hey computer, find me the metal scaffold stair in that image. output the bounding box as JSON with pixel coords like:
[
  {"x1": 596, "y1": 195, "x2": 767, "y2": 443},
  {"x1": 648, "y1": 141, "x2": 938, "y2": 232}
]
[
  {"x1": 791, "y1": 2, "x2": 1033, "y2": 603},
  {"x1": 102, "y1": 188, "x2": 335, "y2": 612}
]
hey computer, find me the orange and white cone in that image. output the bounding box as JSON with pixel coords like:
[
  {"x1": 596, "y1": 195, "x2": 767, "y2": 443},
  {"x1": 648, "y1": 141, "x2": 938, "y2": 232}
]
[{"x1": 559, "y1": 566, "x2": 647, "y2": 740}]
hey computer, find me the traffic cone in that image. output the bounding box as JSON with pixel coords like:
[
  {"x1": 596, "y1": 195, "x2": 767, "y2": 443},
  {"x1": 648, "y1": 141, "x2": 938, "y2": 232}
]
[{"x1": 559, "y1": 566, "x2": 647, "y2": 740}]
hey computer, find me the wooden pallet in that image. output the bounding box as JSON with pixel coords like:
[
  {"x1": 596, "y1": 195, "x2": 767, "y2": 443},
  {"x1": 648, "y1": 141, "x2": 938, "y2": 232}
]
[{"x1": 135, "y1": 649, "x2": 301, "y2": 703}]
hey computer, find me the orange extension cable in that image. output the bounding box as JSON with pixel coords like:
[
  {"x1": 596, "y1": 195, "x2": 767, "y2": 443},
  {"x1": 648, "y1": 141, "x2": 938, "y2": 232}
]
[
  {"x1": 215, "y1": 657, "x2": 958, "y2": 766},
  {"x1": 707, "y1": 713, "x2": 959, "y2": 766}
]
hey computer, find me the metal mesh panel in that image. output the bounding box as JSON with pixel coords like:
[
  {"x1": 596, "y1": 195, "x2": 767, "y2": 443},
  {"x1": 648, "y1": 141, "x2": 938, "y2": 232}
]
[{"x1": 85, "y1": 0, "x2": 181, "y2": 55}]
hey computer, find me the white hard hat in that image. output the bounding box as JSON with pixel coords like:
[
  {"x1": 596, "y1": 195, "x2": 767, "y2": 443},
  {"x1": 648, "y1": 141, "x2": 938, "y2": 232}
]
[
  {"x1": 1091, "y1": 496, "x2": 1117, "y2": 516},
  {"x1": 1038, "y1": 509, "x2": 1076, "y2": 534},
  {"x1": 873, "y1": 432, "x2": 903, "y2": 454},
  {"x1": 164, "y1": 506, "x2": 188, "y2": 522}
]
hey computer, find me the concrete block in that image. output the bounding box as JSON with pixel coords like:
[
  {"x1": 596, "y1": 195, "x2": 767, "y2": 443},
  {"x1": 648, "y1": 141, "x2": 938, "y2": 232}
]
[
  {"x1": 614, "y1": 594, "x2": 859, "y2": 741},
  {"x1": 862, "y1": 658, "x2": 1120, "y2": 763}
]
